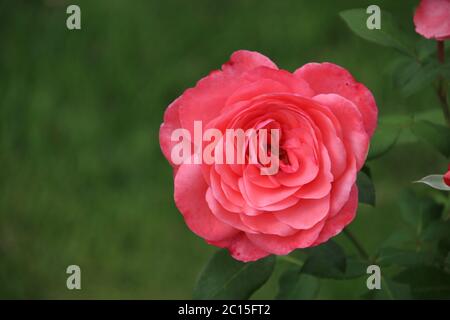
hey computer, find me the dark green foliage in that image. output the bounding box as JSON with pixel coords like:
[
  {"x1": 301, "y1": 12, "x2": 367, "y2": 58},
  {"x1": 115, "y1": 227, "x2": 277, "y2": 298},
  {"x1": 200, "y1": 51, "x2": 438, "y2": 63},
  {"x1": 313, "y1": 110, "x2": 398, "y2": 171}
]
[
  {"x1": 276, "y1": 271, "x2": 320, "y2": 300},
  {"x1": 357, "y1": 170, "x2": 376, "y2": 206},
  {"x1": 193, "y1": 250, "x2": 275, "y2": 299}
]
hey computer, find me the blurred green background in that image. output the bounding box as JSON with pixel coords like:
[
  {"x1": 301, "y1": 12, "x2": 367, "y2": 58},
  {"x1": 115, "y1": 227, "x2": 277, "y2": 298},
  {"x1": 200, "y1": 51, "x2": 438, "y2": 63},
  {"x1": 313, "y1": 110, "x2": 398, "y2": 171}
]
[{"x1": 0, "y1": 0, "x2": 448, "y2": 299}]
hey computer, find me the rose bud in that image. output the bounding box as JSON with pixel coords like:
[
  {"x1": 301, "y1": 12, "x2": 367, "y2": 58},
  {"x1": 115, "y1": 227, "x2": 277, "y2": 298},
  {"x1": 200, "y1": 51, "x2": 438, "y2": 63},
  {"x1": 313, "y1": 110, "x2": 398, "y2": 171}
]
[
  {"x1": 414, "y1": 0, "x2": 450, "y2": 40},
  {"x1": 444, "y1": 165, "x2": 450, "y2": 186}
]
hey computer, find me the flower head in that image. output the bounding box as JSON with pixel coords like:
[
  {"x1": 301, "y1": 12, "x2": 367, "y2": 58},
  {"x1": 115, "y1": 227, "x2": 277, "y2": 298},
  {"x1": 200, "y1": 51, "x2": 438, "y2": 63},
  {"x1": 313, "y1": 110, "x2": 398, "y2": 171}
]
[{"x1": 160, "y1": 51, "x2": 378, "y2": 261}]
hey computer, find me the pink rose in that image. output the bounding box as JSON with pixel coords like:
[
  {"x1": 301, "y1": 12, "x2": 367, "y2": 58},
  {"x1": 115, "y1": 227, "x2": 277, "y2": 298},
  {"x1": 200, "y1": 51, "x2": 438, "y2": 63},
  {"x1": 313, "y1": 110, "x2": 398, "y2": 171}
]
[
  {"x1": 160, "y1": 50, "x2": 377, "y2": 262},
  {"x1": 444, "y1": 165, "x2": 450, "y2": 186},
  {"x1": 414, "y1": 0, "x2": 450, "y2": 40}
]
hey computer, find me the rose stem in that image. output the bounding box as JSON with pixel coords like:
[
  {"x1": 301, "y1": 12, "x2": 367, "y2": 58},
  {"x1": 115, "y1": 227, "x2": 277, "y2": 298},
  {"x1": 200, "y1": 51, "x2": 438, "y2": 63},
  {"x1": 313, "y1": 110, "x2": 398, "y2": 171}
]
[
  {"x1": 343, "y1": 229, "x2": 370, "y2": 261},
  {"x1": 278, "y1": 255, "x2": 304, "y2": 267},
  {"x1": 436, "y1": 41, "x2": 450, "y2": 127}
]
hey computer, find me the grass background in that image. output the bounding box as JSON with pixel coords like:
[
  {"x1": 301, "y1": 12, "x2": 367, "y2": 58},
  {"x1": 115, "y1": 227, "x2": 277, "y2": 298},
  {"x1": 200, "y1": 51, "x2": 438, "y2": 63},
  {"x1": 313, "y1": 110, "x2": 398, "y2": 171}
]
[{"x1": 0, "y1": 0, "x2": 447, "y2": 299}]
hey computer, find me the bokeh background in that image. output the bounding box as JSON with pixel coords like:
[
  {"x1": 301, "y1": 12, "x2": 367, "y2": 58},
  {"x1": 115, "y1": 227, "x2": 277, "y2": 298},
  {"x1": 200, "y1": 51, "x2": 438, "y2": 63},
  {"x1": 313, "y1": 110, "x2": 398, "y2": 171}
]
[{"x1": 0, "y1": 0, "x2": 448, "y2": 299}]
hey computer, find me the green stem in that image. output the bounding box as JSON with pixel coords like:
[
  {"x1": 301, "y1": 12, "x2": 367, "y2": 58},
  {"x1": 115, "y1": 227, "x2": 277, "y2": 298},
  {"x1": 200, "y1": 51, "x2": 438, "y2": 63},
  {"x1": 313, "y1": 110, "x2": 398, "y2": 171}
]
[
  {"x1": 436, "y1": 41, "x2": 450, "y2": 127},
  {"x1": 278, "y1": 255, "x2": 304, "y2": 267},
  {"x1": 343, "y1": 229, "x2": 370, "y2": 261}
]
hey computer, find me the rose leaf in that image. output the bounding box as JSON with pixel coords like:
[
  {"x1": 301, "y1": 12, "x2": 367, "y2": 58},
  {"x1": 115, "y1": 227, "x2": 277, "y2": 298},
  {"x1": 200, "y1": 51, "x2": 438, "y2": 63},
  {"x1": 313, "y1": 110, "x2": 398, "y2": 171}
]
[
  {"x1": 357, "y1": 170, "x2": 376, "y2": 206},
  {"x1": 276, "y1": 270, "x2": 320, "y2": 300},
  {"x1": 193, "y1": 249, "x2": 275, "y2": 299},
  {"x1": 301, "y1": 241, "x2": 347, "y2": 279},
  {"x1": 411, "y1": 120, "x2": 450, "y2": 158},
  {"x1": 339, "y1": 9, "x2": 414, "y2": 57}
]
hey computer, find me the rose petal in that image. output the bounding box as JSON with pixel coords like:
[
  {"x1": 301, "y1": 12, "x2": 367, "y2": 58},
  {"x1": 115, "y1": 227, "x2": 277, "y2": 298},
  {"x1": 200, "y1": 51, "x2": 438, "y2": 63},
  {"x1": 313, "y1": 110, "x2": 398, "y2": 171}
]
[
  {"x1": 179, "y1": 51, "x2": 278, "y2": 136},
  {"x1": 295, "y1": 62, "x2": 378, "y2": 137},
  {"x1": 206, "y1": 188, "x2": 256, "y2": 234},
  {"x1": 223, "y1": 50, "x2": 278, "y2": 74},
  {"x1": 276, "y1": 195, "x2": 331, "y2": 229},
  {"x1": 246, "y1": 220, "x2": 325, "y2": 255},
  {"x1": 314, "y1": 185, "x2": 358, "y2": 245},
  {"x1": 174, "y1": 163, "x2": 239, "y2": 242},
  {"x1": 239, "y1": 176, "x2": 300, "y2": 209},
  {"x1": 313, "y1": 94, "x2": 369, "y2": 170},
  {"x1": 307, "y1": 108, "x2": 347, "y2": 178},
  {"x1": 329, "y1": 156, "x2": 357, "y2": 217},
  {"x1": 159, "y1": 97, "x2": 183, "y2": 167},
  {"x1": 241, "y1": 213, "x2": 297, "y2": 237},
  {"x1": 414, "y1": 0, "x2": 450, "y2": 40},
  {"x1": 210, "y1": 233, "x2": 270, "y2": 262}
]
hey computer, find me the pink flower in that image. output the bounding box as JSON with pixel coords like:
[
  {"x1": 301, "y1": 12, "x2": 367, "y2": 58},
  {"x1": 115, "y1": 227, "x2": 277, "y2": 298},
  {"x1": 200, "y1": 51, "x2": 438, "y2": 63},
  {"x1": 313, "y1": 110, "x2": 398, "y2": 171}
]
[
  {"x1": 414, "y1": 0, "x2": 450, "y2": 40},
  {"x1": 159, "y1": 50, "x2": 378, "y2": 262},
  {"x1": 444, "y1": 165, "x2": 450, "y2": 186}
]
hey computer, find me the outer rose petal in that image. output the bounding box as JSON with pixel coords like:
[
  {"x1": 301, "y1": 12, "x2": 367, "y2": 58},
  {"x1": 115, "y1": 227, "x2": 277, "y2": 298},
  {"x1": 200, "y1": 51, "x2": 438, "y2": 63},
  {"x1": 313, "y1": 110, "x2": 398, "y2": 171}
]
[
  {"x1": 210, "y1": 233, "x2": 270, "y2": 262},
  {"x1": 313, "y1": 94, "x2": 369, "y2": 170},
  {"x1": 314, "y1": 185, "x2": 358, "y2": 245},
  {"x1": 414, "y1": 0, "x2": 450, "y2": 40},
  {"x1": 223, "y1": 50, "x2": 278, "y2": 74},
  {"x1": 307, "y1": 109, "x2": 347, "y2": 178},
  {"x1": 225, "y1": 67, "x2": 314, "y2": 106},
  {"x1": 174, "y1": 163, "x2": 239, "y2": 242},
  {"x1": 159, "y1": 97, "x2": 182, "y2": 167},
  {"x1": 329, "y1": 156, "x2": 357, "y2": 217},
  {"x1": 179, "y1": 51, "x2": 278, "y2": 136},
  {"x1": 294, "y1": 62, "x2": 378, "y2": 137}
]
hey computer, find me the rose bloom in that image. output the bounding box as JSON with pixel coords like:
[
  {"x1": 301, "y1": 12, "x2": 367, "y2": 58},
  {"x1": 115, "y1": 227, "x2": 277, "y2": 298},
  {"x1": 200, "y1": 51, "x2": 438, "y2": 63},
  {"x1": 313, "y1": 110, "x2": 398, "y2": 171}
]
[
  {"x1": 444, "y1": 165, "x2": 450, "y2": 186},
  {"x1": 414, "y1": 0, "x2": 450, "y2": 40},
  {"x1": 160, "y1": 51, "x2": 377, "y2": 262}
]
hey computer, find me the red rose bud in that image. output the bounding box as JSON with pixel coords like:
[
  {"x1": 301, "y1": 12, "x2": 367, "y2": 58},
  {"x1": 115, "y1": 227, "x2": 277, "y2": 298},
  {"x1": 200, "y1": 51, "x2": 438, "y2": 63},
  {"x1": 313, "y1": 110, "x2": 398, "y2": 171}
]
[{"x1": 444, "y1": 165, "x2": 450, "y2": 186}]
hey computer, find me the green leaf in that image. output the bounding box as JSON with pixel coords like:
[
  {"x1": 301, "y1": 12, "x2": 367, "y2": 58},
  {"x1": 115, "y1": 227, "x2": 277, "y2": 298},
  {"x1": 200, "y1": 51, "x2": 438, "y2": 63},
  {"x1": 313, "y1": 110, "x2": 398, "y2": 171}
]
[
  {"x1": 339, "y1": 9, "x2": 414, "y2": 56},
  {"x1": 411, "y1": 120, "x2": 450, "y2": 157},
  {"x1": 193, "y1": 249, "x2": 275, "y2": 299},
  {"x1": 361, "y1": 165, "x2": 372, "y2": 178},
  {"x1": 380, "y1": 228, "x2": 415, "y2": 248},
  {"x1": 276, "y1": 270, "x2": 320, "y2": 300},
  {"x1": 367, "y1": 122, "x2": 401, "y2": 161},
  {"x1": 367, "y1": 279, "x2": 412, "y2": 300},
  {"x1": 390, "y1": 56, "x2": 443, "y2": 97},
  {"x1": 399, "y1": 61, "x2": 441, "y2": 97},
  {"x1": 438, "y1": 234, "x2": 450, "y2": 260},
  {"x1": 288, "y1": 249, "x2": 367, "y2": 279},
  {"x1": 301, "y1": 241, "x2": 346, "y2": 279},
  {"x1": 343, "y1": 257, "x2": 369, "y2": 279},
  {"x1": 421, "y1": 220, "x2": 450, "y2": 262},
  {"x1": 377, "y1": 247, "x2": 433, "y2": 267},
  {"x1": 368, "y1": 114, "x2": 413, "y2": 160},
  {"x1": 414, "y1": 174, "x2": 450, "y2": 191},
  {"x1": 415, "y1": 39, "x2": 436, "y2": 61},
  {"x1": 442, "y1": 63, "x2": 450, "y2": 81},
  {"x1": 389, "y1": 110, "x2": 447, "y2": 145},
  {"x1": 394, "y1": 266, "x2": 450, "y2": 299},
  {"x1": 357, "y1": 170, "x2": 376, "y2": 206},
  {"x1": 445, "y1": 253, "x2": 450, "y2": 269},
  {"x1": 421, "y1": 220, "x2": 450, "y2": 243},
  {"x1": 392, "y1": 57, "x2": 421, "y2": 88},
  {"x1": 399, "y1": 190, "x2": 443, "y2": 233}
]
